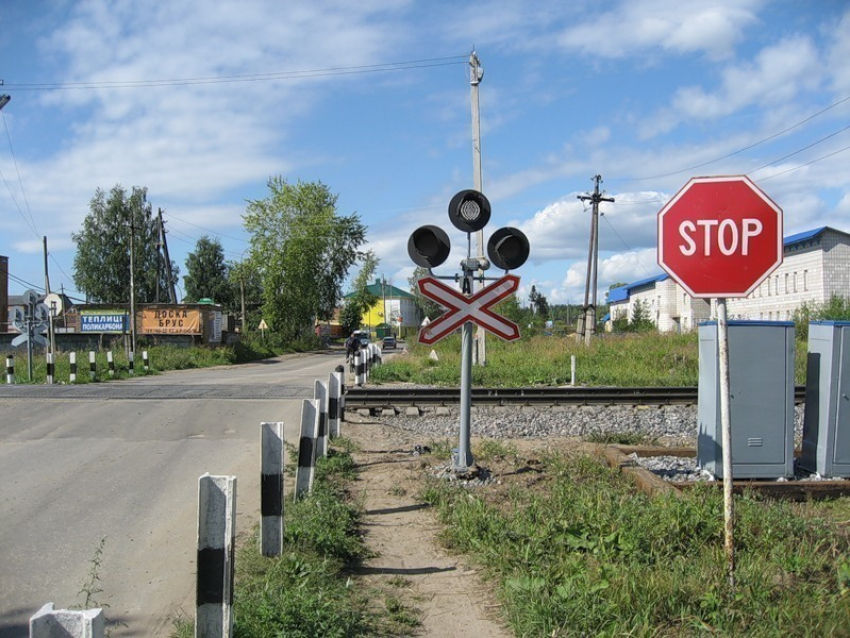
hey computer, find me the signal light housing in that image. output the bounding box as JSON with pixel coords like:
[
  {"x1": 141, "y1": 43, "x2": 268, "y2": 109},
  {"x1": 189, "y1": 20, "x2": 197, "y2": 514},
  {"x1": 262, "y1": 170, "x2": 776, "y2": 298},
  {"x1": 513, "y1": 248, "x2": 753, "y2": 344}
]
[
  {"x1": 448, "y1": 189, "x2": 491, "y2": 233},
  {"x1": 407, "y1": 225, "x2": 451, "y2": 268},
  {"x1": 487, "y1": 227, "x2": 530, "y2": 271}
]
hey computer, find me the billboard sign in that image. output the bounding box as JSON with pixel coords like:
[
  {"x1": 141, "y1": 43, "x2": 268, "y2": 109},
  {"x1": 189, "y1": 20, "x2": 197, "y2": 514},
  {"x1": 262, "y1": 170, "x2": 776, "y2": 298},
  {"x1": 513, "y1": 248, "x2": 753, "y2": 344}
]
[
  {"x1": 139, "y1": 308, "x2": 201, "y2": 335},
  {"x1": 80, "y1": 313, "x2": 128, "y2": 333}
]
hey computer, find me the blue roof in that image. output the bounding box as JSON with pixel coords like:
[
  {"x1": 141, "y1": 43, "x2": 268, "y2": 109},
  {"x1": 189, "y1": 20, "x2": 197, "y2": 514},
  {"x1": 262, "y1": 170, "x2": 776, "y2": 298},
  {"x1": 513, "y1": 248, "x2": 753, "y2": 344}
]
[
  {"x1": 784, "y1": 226, "x2": 827, "y2": 246},
  {"x1": 608, "y1": 274, "x2": 669, "y2": 303}
]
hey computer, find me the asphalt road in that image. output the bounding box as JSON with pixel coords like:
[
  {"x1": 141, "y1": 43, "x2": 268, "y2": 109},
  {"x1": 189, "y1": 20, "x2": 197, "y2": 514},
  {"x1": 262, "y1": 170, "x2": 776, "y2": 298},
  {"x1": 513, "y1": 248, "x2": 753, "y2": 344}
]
[{"x1": 0, "y1": 351, "x2": 348, "y2": 637}]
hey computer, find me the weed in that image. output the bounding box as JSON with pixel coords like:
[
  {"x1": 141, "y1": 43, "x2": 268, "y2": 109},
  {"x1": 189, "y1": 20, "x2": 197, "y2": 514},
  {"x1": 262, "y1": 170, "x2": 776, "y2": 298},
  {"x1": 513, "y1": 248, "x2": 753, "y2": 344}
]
[{"x1": 584, "y1": 431, "x2": 655, "y2": 445}]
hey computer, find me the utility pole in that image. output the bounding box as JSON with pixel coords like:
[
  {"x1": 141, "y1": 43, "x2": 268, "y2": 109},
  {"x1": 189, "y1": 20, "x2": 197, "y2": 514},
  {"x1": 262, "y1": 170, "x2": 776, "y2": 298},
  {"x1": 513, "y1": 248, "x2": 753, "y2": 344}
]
[
  {"x1": 43, "y1": 236, "x2": 56, "y2": 354},
  {"x1": 158, "y1": 208, "x2": 177, "y2": 303},
  {"x1": 577, "y1": 175, "x2": 614, "y2": 346},
  {"x1": 470, "y1": 48, "x2": 487, "y2": 365},
  {"x1": 129, "y1": 211, "x2": 137, "y2": 354}
]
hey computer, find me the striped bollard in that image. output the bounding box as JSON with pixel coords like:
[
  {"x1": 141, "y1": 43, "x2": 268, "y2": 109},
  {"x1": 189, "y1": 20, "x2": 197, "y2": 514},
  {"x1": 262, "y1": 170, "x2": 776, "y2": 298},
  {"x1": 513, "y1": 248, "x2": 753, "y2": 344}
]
[
  {"x1": 6, "y1": 355, "x2": 14, "y2": 385},
  {"x1": 196, "y1": 474, "x2": 236, "y2": 638},
  {"x1": 89, "y1": 351, "x2": 96, "y2": 380},
  {"x1": 329, "y1": 370, "x2": 342, "y2": 438},
  {"x1": 129, "y1": 351, "x2": 135, "y2": 376},
  {"x1": 335, "y1": 365, "x2": 347, "y2": 423},
  {"x1": 355, "y1": 350, "x2": 367, "y2": 387},
  {"x1": 294, "y1": 399, "x2": 319, "y2": 500},
  {"x1": 142, "y1": 350, "x2": 149, "y2": 372},
  {"x1": 107, "y1": 351, "x2": 115, "y2": 377},
  {"x1": 46, "y1": 353, "x2": 55, "y2": 385},
  {"x1": 260, "y1": 422, "x2": 284, "y2": 557},
  {"x1": 69, "y1": 352, "x2": 77, "y2": 384},
  {"x1": 314, "y1": 380, "x2": 328, "y2": 458}
]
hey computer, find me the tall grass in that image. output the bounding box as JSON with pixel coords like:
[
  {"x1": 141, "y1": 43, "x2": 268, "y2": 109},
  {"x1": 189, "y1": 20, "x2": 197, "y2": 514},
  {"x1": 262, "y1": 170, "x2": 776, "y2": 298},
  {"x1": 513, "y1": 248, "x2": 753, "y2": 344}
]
[
  {"x1": 421, "y1": 451, "x2": 850, "y2": 637},
  {"x1": 372, "y1": 332, "x2": 813, "y2": 386}
]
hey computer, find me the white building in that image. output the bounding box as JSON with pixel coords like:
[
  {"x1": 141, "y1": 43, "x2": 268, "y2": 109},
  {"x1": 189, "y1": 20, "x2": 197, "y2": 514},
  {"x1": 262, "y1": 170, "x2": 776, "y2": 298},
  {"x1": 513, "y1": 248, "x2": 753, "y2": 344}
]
[{"x1": 608, "y1": 226, "x2": 850, "y2": 332}]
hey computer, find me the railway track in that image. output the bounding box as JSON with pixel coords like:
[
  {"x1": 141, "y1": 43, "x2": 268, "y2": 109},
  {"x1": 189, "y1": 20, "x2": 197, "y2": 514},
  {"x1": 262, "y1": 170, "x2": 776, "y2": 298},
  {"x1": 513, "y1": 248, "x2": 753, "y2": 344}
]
[{"x1": 344, "y1": 385, "x2": 807, "y2": 407}]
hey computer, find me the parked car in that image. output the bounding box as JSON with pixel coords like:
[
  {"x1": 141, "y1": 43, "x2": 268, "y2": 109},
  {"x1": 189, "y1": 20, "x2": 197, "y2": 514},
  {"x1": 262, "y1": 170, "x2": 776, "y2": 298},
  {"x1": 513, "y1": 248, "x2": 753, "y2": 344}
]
[{"x1": 382, "y1": 335, "x2": 397, "y2": 349}]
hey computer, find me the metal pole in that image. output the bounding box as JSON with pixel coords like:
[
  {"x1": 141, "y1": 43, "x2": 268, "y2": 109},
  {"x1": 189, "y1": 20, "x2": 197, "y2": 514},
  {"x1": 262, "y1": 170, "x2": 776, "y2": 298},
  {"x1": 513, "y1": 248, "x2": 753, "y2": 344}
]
[
  {"x1": 470, "y1": 50, "x2": 486, "y2": 366},
  {"x1": 455, "y1": 268, "x2": 475, "y2": 471},
  {"x1": 717, "y1": 298, "x2": 735, "y2": 588}
]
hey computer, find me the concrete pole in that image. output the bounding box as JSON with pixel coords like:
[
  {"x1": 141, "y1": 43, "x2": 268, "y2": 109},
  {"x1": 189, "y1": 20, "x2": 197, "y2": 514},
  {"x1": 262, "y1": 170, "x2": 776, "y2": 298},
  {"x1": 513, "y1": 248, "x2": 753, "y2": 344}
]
[
  {"x1": 329, "y1": 370, "x2": 342, "y2": 438},
  {"x1": 196, "y1": 474, "x2": 236, "y2": 638},
  {"x1": 585, "y1": 198, "x2": 600, "y2": 346},
  {"x1": 30, "y1": 603, "x2": 104, "y2": 638},
  {"x1": 455, "y1": 267, "x2": 475, "y2": 472},
  {"x1": 717, "y1": 298, "x2": 736, "y2": 588},
  {"x1": 294, "y1": 399, "x2": 319, "y2": 500},
  {"x1": 260, "y1": 422, "x2": 284, "y2": 557},
  {"x1": 470, "y1": 50, "x2": 487, "y2": 366},
  {"x1": 314, "y1": 380, "x2": 328, "y2": 459}
]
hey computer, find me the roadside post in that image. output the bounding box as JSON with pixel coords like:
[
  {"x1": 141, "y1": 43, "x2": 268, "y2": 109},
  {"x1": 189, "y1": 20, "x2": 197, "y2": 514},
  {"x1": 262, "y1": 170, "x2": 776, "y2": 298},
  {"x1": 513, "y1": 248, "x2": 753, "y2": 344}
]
[
  {"x1": 69, "y1": 352, "x2": 77, "y2": 384},
  {"x1": 335, "y1": 364, "x2": 346, "y2": 423},
  {"x1": 45, "y1": 352, "x2": 54, "y2": 385},
  {"x1": 89, "y1": 351, "x2": 96, "y2": 380},
  {"x1": 329, "y1": 370, "x2": 342, "y2": 437},
  {"x1": 657, "y1": 175, "x2": 783, "y2": 587},
  {"x1": 6, "y1": 355, "x2": 14, "y2": 384},
  {"x1": 295, "y1": 399, "x2": 319, "y2": 499},
  {"x1": 408, "y1": 190, "x2": 529, "y2": 471},
  {"x1": 196, "y1": 473, "x2": 236, "y2": 638},
  {"x1": 314, "y1": 380, "x2": 329, "y2": 458},
  {"x1": 260, "y1": 422, "x2": 284, "y2": 557},
  {"x1": 107, "y1": 351, "x2": 115, "y2": 377}
]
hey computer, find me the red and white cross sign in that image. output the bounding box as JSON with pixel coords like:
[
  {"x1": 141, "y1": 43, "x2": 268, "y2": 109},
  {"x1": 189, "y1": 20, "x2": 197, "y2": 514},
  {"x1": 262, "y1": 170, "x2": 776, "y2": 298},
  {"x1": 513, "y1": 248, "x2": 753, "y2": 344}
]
[{"x1": 417, "y1": 275, "x2": 521, "y2": 345}]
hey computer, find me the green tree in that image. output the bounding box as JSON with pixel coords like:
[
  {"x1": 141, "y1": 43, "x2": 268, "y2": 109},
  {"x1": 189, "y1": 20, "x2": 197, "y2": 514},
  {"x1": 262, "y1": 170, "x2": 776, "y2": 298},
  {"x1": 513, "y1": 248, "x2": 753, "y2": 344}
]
[
  {"x1": 630, "y1": 299, "x2": 655, "y2": 332},
  {"x1": 341, "y1": 252, "x2": 379, "y2": 335},
  {"x1": 408, "y1": 266, "x2": 442, "y2": 321},
  {"x1": 793, "y1": 294, "x2": 850, "y2": 340},
  {"x1": 72, "y1": 185, "x2": 178, "y2": 303},
  {"x1": 183, "y1": 236, "x2": 232, "y2": 306},
  {"x1": 228, "y1": 259, "x2": 263, "y2": 330},
  {"x1": 243, "y1": 177, "x2": 367, "y2": 342},
  {"x1": 529, "y1": 285, "x2": 549, "y2": 317}
]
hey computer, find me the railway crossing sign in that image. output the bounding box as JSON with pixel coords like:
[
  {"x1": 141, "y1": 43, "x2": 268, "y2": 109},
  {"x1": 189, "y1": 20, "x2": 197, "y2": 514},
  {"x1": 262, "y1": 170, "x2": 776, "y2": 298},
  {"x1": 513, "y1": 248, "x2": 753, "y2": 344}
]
[
  {"x1": 657, "y1": 175, "x2": 783, "y2": 298},
  {"x1": 418, "y1": 275, "x2": 520, "y2": 345}
]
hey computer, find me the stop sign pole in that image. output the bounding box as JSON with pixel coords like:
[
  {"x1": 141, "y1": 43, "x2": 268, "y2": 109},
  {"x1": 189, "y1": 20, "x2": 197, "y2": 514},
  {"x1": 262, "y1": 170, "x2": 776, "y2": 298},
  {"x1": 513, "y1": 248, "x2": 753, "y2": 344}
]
[{"x1": 657, "y1": 175, "x2": 783, "y2": 588}]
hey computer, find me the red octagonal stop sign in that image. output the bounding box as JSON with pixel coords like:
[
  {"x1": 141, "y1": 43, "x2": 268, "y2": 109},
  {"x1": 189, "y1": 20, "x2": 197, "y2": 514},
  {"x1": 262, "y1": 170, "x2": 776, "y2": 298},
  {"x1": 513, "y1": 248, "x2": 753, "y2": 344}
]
[{"x1": 657, "y1": 175, "x2": 783, "y2": 298}]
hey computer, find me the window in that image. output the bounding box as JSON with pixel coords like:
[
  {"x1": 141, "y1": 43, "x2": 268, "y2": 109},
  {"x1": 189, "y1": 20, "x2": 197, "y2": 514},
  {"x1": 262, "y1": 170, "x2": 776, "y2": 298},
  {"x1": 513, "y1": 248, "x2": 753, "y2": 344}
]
[
  {"x1": 793, "y1": 272, "x2": 797, "y2": 293},
  {"x1": 804, "y1": 270, "x2": 808, "y2": 291},
  {"x1": 784, "y1": 273, "x2": 789, "y2": 295}
]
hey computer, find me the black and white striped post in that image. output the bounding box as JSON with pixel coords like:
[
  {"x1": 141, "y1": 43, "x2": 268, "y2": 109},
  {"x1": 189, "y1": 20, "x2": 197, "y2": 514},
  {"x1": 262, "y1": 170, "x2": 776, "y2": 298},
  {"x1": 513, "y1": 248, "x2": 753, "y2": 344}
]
[
  {"x1": 196, "y1": 473, "x2": 236, "y2": 638},
  {"x1": 335, "y1": 364, "x2": 347, "y2": 424},
  {"x1": 69, "y1": 352, "x2": 78, "y2": 384},
  {"x1": 46, "y1": 353, "x2": 55, "y2": 385},
  {"x1": 142, "y1": 350, "x2": 149, "y2": 372},
  {"x1": 329, "y1": 370, "x2": 342, "y2": 438},
  {"x1": 5, "y1": 355, "x2": 14, "y2": 385},
  {"x1": 355, "y1": 350, "x2": 367, "y2": 387},
  {"x1": 89, "y1": 351, "x2": 96, "y2": 380},
  {"x1": 128, "y1": 351, "x2": 135, "y2": 376},
  {"x1": 260, "y1": 422, "x2": 284, "y2": 557},
  {"x1": 107, "y1": 351, "x2": 115, "y2": 377},
  {"x1": 294, "y1": 399, "x2": 319, "y2": 500},
  {"x1": 314, "y1": 380, "x2": 328, "y2": 458}
]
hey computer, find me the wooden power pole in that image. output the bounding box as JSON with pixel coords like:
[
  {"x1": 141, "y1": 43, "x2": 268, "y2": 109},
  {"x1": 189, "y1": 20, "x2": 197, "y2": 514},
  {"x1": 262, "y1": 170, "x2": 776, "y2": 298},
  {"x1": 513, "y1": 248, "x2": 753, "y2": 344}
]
[{"x1": 577, "y1": 175, "x2": 614, "y2": 345}]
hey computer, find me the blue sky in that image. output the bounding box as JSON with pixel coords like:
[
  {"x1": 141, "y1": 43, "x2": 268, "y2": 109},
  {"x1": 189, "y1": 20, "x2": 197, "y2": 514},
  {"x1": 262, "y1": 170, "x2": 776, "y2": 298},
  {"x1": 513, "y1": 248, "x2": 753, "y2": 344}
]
[{"x1": 2, "y1": 0, "x2": 850, "y2": 307}]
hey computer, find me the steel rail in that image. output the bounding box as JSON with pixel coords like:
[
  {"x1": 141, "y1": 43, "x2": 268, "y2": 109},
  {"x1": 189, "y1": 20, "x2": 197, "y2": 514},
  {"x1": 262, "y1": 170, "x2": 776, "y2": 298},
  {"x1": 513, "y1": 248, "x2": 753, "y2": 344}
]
[{"x1": 345, "y1": 386, "x2": 807, "y2": 407}]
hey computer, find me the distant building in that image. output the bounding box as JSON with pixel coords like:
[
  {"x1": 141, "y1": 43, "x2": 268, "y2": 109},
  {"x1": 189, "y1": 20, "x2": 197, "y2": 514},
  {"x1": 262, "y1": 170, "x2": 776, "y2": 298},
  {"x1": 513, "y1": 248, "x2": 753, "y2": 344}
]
[
  {"x1": 608, "y1": 226, "x2": 850, "y2": 332},
  {"x1": 344, "y1": 279, "x2": 420, "y2": 336}
]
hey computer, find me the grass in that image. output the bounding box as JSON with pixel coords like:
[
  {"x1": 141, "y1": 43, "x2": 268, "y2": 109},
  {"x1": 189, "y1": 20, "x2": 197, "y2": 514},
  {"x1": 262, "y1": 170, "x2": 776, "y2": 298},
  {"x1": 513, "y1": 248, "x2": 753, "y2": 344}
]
[
  {"x1": 371, "y1": 331, "x2": 814, "y2": 387},
  {"x1": 171, "y1": 441, "x2": 418, "y2": 638},
  {"x1": 419, "y1": 450, "x2": 850, "y2": 637}
]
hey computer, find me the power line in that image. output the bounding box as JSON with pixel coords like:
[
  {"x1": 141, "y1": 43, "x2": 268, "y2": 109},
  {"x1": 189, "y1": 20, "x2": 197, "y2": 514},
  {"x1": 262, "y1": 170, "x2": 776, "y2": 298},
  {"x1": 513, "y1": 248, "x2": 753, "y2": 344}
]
[
  {"x1": 619, "y1": 94, "x2": 850, "y2": 182},
  {"x1": 754, "y1": 143, "x2": 850, "y2": 182},
  {"x1": 747, "y1": 122, "x2": 850, "y2": 175},
  {"x1": 4, "y1": 56, "x2": 468, "y2": 91}
]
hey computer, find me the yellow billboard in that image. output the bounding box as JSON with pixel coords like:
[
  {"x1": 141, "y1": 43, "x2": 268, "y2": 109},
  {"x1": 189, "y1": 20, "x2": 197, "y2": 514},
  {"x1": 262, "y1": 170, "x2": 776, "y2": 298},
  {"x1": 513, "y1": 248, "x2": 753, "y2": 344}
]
[{"x1": 139, "y1": 308, "x2": 201, "y2": 335}]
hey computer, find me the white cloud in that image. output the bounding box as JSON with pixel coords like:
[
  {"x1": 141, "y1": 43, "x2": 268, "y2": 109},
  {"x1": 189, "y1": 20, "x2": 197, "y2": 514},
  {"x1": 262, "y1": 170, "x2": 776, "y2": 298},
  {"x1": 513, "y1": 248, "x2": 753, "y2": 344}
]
[{"x1": 557, "y1": 0, "x2": 763, "y2": 60}]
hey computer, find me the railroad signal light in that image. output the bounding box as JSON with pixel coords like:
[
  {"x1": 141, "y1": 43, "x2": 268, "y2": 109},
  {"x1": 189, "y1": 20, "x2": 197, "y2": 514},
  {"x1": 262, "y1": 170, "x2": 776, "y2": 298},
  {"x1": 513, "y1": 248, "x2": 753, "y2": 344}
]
[
  {"x1": 448, "y1": 189, "x2": 491, "y2": 233},
  {"x1": 407, "y1": 224, "x2": 451, "y2": 268},
  {"x1": 487, "y1": 227, "x2": 530, "y2": 271}
]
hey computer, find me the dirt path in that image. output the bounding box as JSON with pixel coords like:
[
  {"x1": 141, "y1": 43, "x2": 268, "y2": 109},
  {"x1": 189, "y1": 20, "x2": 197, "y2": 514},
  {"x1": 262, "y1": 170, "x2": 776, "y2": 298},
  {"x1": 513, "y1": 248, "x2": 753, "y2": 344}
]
[{"x1": 344, "y1": 418, "x2": 513, "y2": 638}]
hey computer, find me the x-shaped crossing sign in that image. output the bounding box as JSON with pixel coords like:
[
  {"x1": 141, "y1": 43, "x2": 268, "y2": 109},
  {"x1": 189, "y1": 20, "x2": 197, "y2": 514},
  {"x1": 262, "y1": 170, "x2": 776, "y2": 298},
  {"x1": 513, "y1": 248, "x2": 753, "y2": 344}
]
[{"x1": 418, "y1": 275, "x2": 521, "y2": 344}]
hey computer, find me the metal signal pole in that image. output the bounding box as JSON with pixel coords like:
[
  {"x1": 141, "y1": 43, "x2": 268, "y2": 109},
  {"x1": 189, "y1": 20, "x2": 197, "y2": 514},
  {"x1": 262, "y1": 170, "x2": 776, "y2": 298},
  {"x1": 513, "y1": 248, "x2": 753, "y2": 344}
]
[
  {"x1": 470, "y1": 49, "x2": 487, "y2": 365},
  {"x1": 578, "y1": 175, "x2": 614, "y2": 345}
]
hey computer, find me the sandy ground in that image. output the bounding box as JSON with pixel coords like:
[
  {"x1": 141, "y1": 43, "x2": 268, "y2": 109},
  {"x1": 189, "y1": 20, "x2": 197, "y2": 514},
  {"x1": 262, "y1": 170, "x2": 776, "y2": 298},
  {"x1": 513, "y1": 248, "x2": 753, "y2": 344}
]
[{"x1": 343, "y1": 417, "x2": 514, "y2": 638}]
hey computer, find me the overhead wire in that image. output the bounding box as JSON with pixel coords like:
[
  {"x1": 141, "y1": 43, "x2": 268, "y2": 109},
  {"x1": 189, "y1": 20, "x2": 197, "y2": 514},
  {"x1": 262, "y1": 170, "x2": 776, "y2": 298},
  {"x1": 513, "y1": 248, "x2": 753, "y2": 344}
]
[{"x1": 4, "y1": 56, "x2": 469, "y2": 91}]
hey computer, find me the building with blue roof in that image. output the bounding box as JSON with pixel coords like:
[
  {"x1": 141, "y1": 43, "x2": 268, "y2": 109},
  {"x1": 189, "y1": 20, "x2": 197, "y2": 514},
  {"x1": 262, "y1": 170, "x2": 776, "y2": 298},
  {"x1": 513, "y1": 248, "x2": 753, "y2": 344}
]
[{"x1": 607, "y1": 226, "x2": 850, "y2": 332}]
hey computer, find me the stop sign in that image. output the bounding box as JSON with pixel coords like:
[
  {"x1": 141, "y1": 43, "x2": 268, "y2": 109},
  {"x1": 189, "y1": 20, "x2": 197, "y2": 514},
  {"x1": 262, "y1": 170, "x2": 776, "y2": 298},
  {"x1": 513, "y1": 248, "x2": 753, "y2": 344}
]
[{"x1": 657, "y1": 175, "x2": 783, "y2": 298}]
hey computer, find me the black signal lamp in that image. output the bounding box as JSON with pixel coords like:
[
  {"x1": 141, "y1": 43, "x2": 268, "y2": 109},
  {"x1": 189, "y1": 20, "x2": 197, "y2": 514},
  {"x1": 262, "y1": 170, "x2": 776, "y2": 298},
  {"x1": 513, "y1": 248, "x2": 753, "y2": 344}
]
[
  {"x1": 448, "y1": 189, "x2": 491, "y2": 233},
  {"x1": 407, "y1": 225, "x2": 451, "y2": 268},
  {"x1": 487, "y1": 227, "x2": 530, "y2": 271}
]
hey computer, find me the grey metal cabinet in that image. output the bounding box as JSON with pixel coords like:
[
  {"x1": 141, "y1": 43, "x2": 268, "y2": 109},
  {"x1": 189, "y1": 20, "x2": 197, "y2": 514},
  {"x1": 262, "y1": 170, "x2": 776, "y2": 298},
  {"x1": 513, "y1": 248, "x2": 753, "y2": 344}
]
[
  {"x1": 800, "y1": 321, "x2": 850, "y2": 477},
  {"x1": 697, "y1": 321, "x2": 795, "y2": 479}
]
